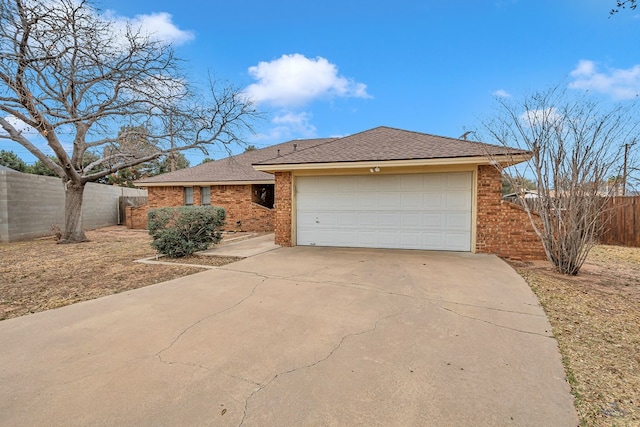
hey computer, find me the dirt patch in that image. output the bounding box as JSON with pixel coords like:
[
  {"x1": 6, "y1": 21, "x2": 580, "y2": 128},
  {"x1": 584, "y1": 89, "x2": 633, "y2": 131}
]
[
  {"x1": 0, "y1": 226, "x2": 241, "y2": 320},
  {"x1": 511, "y1": 245, "x2": 640, "y2": 426}
]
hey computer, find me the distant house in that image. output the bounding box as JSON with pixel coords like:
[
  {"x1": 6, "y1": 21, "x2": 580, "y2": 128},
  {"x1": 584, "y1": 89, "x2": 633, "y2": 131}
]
[{"x1": 134, "y1": 137, "x2": 333, "y2": 231}]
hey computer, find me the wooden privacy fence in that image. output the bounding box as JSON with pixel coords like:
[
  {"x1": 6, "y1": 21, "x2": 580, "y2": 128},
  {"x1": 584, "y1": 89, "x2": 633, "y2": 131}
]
[{"x1": 600, "y1": 196, "x2": 640, "y2": 247}]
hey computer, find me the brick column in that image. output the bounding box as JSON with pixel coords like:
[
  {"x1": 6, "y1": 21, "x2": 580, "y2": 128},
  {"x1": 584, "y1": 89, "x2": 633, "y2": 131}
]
[
  {"x1": 476, "y1": 165, "x2": 545, "y2": 260},
  {"x1": 274, "y1": 171, "x2": 292, "y2": 246}
]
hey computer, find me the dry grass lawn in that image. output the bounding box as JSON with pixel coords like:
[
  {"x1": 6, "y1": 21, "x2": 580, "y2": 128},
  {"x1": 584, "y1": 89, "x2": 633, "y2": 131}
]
[
  {"x1": 512, "y1": 245, "x2": 640, "y2": 427},
  {"x1": 1, "y1": 227, "x2": 639, "y2": 426},
  {"x1": 0, "y1": 226, "x2": 240, "y2": 320}
]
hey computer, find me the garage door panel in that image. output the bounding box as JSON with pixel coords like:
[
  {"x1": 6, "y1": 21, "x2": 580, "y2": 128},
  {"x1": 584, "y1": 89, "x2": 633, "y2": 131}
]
[
  {"x1": 446, "y1": 233, "x2": 471, "y2": 251},
  {"x1": 356, "y1": 175, "x2": 378, "y2": 191},
  {"x1": 296, "y1": 192, "x2": 319, "y2": 209},
  {"x1": 357, "y1": 231, "x2": 378, "y2": 246},
  {"x1": 318, "y1": 193, "x2": 342, "y2": 209},
  {"x1": 447, "y1": 212, "x2": 471, "y2": 229},
  {"x1": 379, "y1": 192, "x2": 402, "y2": 208},
  {"x1": 423, "y1": 174, "x2": 445, "y2": 188},
  {"x1": 446, "y1": 191, "x2": 471, "y2": 210},
  {"x1": 400, "y1": 174, "x2": 424, "y2": 189},
  {"x1": 400, "y1": 232, "x2": 422, "y2": 248},
  {"x1": 335, "y1": 193, "x2": 356, "y2": 208},
  {"x1": 401, "y1": 193, "x2": 423, "y2": 208},
  {"x1": 401, "y1": 213, "x2": 422, "y2": 227},
  {"x1": 378, "y1": 213, "x2": 397, "y2": 227},
  {"x1": 336, "y1": 230, "x2": 358, "y2": 245},
  {"x1": 423, "y1": 192, "x2": 445, "y2": 210},
  {"x1": 422, "y1": 213, "x2": 444, "y2": 228},
  {"x1": 297, "y1": 229, "x2": 336, "y2": 246},
  {"x1": 296, "y1": 173, "x2": 472, "y2": 251},
  {"x1": 358, "y1": 212, "x2": 378, "y2": 227},
  {"x1": 356, "y1": 193, "x2": 378, "y2": 208},
  {"x1": 447, "y1": 172, "x2": 472, "y2": 188},
  {"x1": 378, "y1": 175, "x2": 402, "y2": 191},
  {"x1": 422, "y1": 233, "x2": 445, "y2": 249},
  {"x1": 337, "y1": 212, "x2": 357, "y2": 226},
  {"x1": 379, "y1": 231, "x2": 400, "y2": 247}
]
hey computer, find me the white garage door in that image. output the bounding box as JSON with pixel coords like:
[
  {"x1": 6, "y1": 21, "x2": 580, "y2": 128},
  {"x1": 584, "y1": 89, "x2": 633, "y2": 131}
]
[{"x1": 296, "y1": 172, "x2": 472, "y2": 251}]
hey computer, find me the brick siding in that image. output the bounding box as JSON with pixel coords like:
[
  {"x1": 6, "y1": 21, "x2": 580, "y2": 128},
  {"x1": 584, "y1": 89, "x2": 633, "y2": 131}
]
[
  {"x1": 476, "y1": 165, "x2": 546, "y2": 260},
  {"x1": 128, "y1": 184, "x2": 274, "y2": 232},
  {"x1": 274, "y1": 172, "x2": 293, "y2": 246},
  {"x1": 125, "y1": 205, "x2": 149, "y2": 230}
]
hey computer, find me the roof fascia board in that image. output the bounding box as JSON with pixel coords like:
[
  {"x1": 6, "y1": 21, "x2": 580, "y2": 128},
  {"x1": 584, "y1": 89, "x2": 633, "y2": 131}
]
[{"x1": 253, "y1": 154, "x2": 532, "y2": 172}]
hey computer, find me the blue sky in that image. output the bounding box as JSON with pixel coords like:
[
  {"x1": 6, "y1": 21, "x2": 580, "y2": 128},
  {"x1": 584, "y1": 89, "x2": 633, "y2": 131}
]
[{"x1": 3, "y1": 0, "x2": 640, "y2": 165}]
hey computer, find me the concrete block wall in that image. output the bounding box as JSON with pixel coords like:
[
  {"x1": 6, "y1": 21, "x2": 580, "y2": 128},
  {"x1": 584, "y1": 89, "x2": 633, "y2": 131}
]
[{"x1": 0, "y1": 169, "x2": 146, "y2": 242}]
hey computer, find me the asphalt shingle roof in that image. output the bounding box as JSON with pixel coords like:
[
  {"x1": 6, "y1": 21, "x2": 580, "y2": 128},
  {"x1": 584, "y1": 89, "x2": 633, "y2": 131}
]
[
  {"x1": 255, "y1": 126, "x2": 529, "y2": 165},
  {"x1": 135, "y1": 137, "x2": 335, "y2": 184}
]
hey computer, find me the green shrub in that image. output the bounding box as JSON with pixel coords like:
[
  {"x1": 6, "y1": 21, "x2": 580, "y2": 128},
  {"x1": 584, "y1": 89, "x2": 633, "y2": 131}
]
[{"x1": 147, "y1": 206, "x2": 226, "y2": 257}]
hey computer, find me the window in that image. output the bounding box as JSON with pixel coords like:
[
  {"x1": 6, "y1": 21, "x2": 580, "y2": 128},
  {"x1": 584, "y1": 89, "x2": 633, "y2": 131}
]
[
  {"x1": 201, "y1": 186, "x2": 211, "y2": 205},
  {"x1": 184, "y1": 187, "x2": 193, "y2": 205}
]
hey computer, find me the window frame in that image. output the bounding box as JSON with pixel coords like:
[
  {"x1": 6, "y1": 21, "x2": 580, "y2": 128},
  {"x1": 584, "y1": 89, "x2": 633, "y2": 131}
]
[
  {"x1": 184, "y1": 187, "x2": 194, "y2": 205},
  {"x1": 201, "y1": 186, "x2": 211, "y2": 205}
]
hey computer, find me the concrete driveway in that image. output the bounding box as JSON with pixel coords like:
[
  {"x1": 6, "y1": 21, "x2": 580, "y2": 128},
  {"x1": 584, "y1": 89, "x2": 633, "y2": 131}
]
[{"x1": 0, "y1": 246, "x2": 578, "y2": 426}]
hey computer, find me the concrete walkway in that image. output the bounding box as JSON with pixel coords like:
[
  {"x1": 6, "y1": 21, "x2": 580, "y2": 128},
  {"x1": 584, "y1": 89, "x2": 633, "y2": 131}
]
[
  {"x1": 0, "y1": 247, "x2": 578, "y2": 426},
  {"x1": 200, "y1": 233, "x2": 280, "y2": 257}
]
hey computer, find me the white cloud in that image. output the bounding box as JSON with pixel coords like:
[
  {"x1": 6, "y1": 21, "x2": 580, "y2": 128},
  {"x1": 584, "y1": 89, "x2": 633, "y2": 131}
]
[
  {"x1": 519, "y1": 107, "x2": 562, "y2": 128},
  {"x1": 252, "y1": 112, "x2": 317, "y2": 142},
  {"x1": 104, "y1": 10, "x2": 195, "y2": 46},
  {"x1": 273, "y1": 112, "x2": 317, "y2": 136},
  {"x1": 244, "y1": 54, "x2": 370, "y2": 107},
  {"x1": 569, "y1": 59, "x2": 640, "y2": 100},
  {"x1": 493, "y1": 89, "x2": 511, "y2": 98},
  {"x1": 1, "y1": 115, "x2": 38, "y2": 135}
]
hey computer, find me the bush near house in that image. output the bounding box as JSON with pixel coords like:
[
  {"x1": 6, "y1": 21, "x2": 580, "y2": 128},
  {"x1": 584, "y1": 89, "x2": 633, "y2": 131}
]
[{"x1": 148, "y1": 206, "x2": 226, "y2": 257}]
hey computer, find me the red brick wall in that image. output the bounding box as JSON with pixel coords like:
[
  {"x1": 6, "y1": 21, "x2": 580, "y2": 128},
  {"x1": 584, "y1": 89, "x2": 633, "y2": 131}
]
[
  {"x1": 210, "y1": 185, "x2": 273, "y2": 232},
  {"x1": 125, "y1": 205, "x2": 149, "y2": 230},
  {"x1": 274, "y1": 172, "x2": 293, "y2": 246},
  {"x1": 147, "y1": 186, "x2": 184, "y2": 208},
  {"x1": 142, "y1": 184, "x2": 273, "y2": 232},
  {"x1": 476, "y1": 165, "x2": 546, "y2": 260}
]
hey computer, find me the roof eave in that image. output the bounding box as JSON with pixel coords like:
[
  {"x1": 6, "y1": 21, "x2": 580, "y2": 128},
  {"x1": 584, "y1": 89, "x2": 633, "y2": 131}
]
[
  {"x1": 252, "y1": 153, "x2": 532, "y2": 172},
  {"x1": 135, "y1": 179, "x2": 274, "y2": 187}
]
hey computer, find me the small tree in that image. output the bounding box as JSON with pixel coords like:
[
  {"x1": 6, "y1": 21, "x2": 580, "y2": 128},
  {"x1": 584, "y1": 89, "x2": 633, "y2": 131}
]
[
  {"x1": 0, "y1": 0, "x2": 258, "y2": 243},
  {"x1": 482, "y1": 86, "x2": 639, "y2": 275}
]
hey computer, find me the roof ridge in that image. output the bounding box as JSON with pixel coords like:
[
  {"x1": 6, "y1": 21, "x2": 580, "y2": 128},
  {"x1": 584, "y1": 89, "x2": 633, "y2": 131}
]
[{"x1": 257, "y1": 136, "x2": 340, "y2": 163}]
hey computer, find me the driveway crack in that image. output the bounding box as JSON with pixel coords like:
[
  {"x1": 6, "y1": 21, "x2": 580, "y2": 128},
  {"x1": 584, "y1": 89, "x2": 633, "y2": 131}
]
[
  {"x1": 438, "y1": 305, "x2": 553, "y2": 338},
  {"x1": 156, "y1": 275, "x2": 268, "y2": 364},
  {"x1": 221, "y1": 268, "x2": 544, "y2": 318},
  {"x1": 238, "y1": 307, "x2": 417, "y2": 426}
]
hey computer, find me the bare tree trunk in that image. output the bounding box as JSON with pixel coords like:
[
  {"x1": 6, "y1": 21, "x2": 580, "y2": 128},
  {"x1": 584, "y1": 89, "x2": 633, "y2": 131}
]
[{"x1": 60, "y1": 180, "x2": 88, "y2": 243}]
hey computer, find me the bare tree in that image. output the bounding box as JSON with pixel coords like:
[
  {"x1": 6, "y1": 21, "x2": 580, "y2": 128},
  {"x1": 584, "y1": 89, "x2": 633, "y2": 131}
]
[
  {"x1": 482, "y1": 86, "x2": 639, "y2": 275},
  {"x1": 611, "y1": 0, "x2": 637, "y2": 14},
  {"x1": 0, "y1": 0, "x2": 258, "y2": 242}
]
